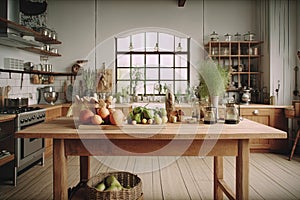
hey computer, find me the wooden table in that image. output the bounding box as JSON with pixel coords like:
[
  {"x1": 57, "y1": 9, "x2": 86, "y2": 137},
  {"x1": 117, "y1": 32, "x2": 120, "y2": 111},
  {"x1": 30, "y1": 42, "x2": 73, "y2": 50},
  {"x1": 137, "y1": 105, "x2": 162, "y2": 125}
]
[{"x1": 15, "y1": 117, "x2": 286, "y2": 200}]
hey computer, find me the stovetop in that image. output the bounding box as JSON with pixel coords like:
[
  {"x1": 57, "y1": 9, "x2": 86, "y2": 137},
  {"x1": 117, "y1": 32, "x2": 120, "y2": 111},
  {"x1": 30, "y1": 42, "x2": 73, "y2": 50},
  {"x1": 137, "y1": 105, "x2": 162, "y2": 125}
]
[{"x1": 0, "y1": 107, "x2": 43, "y2": 114}]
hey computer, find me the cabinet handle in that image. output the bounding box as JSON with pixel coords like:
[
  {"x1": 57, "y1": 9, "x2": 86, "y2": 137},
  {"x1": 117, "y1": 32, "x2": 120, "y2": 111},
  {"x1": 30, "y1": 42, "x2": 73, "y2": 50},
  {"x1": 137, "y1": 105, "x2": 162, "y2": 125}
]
[{"x1": 253, "y1": 110, "x2": 259, "y2": 115}]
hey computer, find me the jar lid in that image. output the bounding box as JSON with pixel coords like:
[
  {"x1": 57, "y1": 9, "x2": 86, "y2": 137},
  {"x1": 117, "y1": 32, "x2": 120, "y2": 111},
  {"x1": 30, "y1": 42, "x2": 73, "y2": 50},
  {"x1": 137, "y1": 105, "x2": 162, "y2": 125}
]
[{"x1": 244, "y1": 31, "x2": 255, "y2": 36}]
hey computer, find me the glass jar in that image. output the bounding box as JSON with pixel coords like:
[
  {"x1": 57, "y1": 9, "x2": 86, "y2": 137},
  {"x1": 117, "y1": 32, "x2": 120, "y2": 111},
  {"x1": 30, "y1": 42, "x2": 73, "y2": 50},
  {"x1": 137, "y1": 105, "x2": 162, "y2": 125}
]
[
  {"x1": 225, "y1": 103, "x2": 240, "y2": 124},
  {"x1": 210, "y1": 31, "x2": 219, "y2": 41},
  {"x1": 204, "y1": 106, "x2": 217, "y2": 124}
]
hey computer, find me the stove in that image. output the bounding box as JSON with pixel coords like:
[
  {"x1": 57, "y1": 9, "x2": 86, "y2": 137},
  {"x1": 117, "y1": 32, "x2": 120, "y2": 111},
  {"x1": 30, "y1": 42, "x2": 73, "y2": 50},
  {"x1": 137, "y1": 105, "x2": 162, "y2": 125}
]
[
  {"x1": 0, "y1": 106, "x2": 46, "y2": 185},
  {"x1": 0, "y1": 106, "x2": 42, "y2": 114}
]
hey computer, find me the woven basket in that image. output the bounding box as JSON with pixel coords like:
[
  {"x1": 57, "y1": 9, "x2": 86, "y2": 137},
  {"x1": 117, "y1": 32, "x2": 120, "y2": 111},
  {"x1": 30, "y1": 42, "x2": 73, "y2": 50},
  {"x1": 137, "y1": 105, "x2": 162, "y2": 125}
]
[{"x1": 87, "y1": 171, "x2": 143, "y2": 200}]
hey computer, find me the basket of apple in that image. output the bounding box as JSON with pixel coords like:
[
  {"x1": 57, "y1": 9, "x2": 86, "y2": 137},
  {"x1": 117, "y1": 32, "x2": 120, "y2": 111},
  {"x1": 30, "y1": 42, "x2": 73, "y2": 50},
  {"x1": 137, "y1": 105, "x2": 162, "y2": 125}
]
[
  {"x1": 87, "y1": 171, "x2": 143, "y2": 200},
  {"x1": 76, "y1": 95, "x2": 125, "y2": 126}
]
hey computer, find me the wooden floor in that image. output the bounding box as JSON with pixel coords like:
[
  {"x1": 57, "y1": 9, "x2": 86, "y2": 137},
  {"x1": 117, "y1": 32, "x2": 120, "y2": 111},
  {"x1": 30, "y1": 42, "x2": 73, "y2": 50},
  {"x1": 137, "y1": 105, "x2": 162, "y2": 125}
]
[{"x1": 0, "y1": 153, "x2": 300, "y2": 200}]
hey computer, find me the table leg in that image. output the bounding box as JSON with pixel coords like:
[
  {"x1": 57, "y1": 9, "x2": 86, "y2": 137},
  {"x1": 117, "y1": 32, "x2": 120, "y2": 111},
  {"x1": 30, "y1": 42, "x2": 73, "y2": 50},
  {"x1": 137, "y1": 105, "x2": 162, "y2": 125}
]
[
  {"x1": 236, "y1": 139, "x2": 249, "y2": 200},
  {"x1": 214, "y1": 156, "x2": 223, "y2": 200},
  {"x1": 80, "y1": 156, "x2": 90, "y2": 182},
  {"x1": 53, "y1": 139, "x2": 68, "y2": 200}
]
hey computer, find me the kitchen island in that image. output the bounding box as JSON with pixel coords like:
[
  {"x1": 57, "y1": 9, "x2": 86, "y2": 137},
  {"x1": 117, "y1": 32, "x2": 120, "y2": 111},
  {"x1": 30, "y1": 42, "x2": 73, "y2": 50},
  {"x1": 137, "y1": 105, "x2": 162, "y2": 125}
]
[{"x1": 15, "y1": 117, "x2": 286, "y2": 200}]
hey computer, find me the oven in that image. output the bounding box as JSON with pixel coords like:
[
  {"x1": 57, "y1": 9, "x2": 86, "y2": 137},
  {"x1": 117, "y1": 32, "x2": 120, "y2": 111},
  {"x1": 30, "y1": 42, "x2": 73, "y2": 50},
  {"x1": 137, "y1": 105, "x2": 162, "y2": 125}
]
[
  {"x1": 0, "y1": 106, "x2": 46, "y2": 185},
  {"x1": 15, "y1": 108, "x2": 46, "y2": 172}
]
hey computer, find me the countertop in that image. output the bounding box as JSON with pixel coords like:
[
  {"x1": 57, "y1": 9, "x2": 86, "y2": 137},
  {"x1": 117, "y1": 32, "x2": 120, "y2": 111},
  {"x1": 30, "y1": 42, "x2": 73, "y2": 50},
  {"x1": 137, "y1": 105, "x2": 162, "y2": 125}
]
[
  {"x1": 0, "y1": 114, "x2": 16, "y2": 122},
  {"x1": 115, "y1": 103, "x2": 293, "y2": 109},
  {"x1": 34, "y1": 103, "x2": 72, "y2": 110}
]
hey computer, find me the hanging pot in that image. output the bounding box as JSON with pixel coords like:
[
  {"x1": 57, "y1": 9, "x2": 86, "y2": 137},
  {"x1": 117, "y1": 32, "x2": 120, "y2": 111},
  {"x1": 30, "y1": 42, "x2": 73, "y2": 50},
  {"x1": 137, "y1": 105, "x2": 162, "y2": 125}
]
[{"x1": 20, "y1": 0, "x2": 47, "y2": 16}]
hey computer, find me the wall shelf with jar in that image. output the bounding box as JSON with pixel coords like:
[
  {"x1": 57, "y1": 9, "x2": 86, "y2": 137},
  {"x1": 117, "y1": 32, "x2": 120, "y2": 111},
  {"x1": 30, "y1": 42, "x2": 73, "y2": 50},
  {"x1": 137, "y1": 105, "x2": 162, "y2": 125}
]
[
  {"x1": 0, "y1": 17, "x2": 61, "y2": 57},
  {"x1": 205, "y1": 41, "x2": 263, "y2": 93}
]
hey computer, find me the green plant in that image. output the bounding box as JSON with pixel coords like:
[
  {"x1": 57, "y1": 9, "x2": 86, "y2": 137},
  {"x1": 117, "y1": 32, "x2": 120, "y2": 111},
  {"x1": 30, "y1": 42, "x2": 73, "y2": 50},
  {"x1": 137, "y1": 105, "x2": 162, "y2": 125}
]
[
  {"x1": 82, "y1": 68, "x2": 96, "y2": 91},
  {"x1": 197, "y1": 59, "x2": 230, "y2": 98},
  {"x1": 130, "y1": 67, "x2": 143, "y2": 88}
]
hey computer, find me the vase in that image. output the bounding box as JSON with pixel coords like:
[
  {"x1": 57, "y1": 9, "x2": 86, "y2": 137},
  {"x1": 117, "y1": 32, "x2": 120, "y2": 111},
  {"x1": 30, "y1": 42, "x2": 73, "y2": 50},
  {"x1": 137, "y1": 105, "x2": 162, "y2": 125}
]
[{"x1": 210, "y1": 95, "x2": 219, "y2": 120}]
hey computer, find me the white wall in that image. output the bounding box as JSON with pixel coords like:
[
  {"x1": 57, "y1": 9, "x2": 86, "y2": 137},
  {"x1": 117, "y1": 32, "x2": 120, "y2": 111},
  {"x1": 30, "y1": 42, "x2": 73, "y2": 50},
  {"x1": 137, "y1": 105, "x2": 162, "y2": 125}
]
[
  {"x1": 47, "y1": 0, "x2": 255, "y2": 90},
  {"x1": 203, "y1": 0, "x2": 256, "y2": 42}
]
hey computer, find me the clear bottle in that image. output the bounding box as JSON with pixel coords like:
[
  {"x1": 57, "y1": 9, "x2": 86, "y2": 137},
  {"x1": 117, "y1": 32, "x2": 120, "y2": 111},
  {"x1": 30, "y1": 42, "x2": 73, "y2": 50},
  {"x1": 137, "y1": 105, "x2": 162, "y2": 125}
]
[
  {"x1": 204, "y1": 106, "x2": 217, "y2": 124},
  {"x1": 225, "y1": 103, "x2": 239, "y2": 124}
]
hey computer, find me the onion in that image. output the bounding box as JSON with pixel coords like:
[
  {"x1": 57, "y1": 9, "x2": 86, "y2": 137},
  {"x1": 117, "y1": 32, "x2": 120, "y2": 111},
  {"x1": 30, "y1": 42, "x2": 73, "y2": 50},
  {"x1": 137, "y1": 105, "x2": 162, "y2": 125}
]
[
  {"x1": 97, "y1": 107, "x2": 110, "y2": 119},
  {"x1": 110, "y1": 109, "x2": 125, "y2": 125},
  {"x1": 79, "y1": 109, "x2": 94, "y2": 124},
  {"x1": 91, "y1": 114, "x2": 103, "y2": 125}
]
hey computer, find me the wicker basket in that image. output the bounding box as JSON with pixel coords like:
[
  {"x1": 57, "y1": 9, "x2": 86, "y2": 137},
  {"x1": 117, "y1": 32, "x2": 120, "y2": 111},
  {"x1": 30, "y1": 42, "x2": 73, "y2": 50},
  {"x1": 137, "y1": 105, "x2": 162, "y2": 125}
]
[{"x1": 87, "y1": 171, "x2": 143, "y2": 200}]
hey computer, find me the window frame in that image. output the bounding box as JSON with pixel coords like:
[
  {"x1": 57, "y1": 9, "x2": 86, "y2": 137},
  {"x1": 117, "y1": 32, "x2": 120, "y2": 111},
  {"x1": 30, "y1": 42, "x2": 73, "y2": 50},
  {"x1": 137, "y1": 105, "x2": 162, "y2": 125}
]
[{"x1": 115, "y1": 32, "x2": 190, "y2": 96}]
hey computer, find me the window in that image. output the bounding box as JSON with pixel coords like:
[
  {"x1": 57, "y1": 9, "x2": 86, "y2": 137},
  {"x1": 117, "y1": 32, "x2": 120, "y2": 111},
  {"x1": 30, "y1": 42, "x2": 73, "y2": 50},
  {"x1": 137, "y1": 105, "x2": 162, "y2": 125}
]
[{"x1": 115, "y1": 31, "x2": 190, "y2": 97}]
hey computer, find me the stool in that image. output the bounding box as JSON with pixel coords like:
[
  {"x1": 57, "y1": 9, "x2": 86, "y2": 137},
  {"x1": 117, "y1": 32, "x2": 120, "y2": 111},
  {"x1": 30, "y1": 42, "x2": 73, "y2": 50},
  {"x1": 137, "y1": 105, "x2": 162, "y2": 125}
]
[{"x1": 289, "y1": 127, "x2": 300, "y2": 160}]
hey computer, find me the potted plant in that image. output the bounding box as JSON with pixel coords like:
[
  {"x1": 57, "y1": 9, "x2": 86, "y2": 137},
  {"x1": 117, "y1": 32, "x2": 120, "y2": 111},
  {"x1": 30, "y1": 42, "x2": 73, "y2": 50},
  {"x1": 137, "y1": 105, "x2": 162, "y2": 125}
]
[
  {"x1": 196, "y1": 59, "x2": 230, "y2": 118},
  {"x1": 197, "y1": 59, "x2": 230, "y2": 99}
]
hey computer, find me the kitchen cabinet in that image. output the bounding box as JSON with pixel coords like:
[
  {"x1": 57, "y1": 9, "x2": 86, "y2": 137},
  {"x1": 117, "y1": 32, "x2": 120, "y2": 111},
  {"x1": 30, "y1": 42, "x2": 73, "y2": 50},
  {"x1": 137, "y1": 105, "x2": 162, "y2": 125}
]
[
  {"x1": 240, "y1": 106, "x2": 288, "y2": 153},
  {"x1": 205, "y1": 41, "x2": 262, "y2": 102},
  {"x1": 0, "y1": 116, "x2": 16, "y2": 185},
  {"x1": 0, "y1": 17, "x2": 61, "y2": 57}
]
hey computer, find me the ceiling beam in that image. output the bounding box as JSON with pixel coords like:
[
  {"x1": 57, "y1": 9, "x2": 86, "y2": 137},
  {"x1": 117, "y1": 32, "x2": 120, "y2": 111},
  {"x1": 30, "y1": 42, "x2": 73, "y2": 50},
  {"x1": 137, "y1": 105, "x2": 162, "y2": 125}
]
[{"x1": 178, "y1": 0, "x2": 186, "y2": 7}]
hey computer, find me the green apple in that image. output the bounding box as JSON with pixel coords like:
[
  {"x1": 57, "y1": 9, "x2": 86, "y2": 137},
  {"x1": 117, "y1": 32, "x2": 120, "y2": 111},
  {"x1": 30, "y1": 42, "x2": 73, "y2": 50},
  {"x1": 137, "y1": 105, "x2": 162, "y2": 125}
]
[
  {"x1": 105, "y1": 184, "x2": 122, "y2": 191},
  {"x1": 95, "y1": 182, "x2": 105, "y2": 191}
]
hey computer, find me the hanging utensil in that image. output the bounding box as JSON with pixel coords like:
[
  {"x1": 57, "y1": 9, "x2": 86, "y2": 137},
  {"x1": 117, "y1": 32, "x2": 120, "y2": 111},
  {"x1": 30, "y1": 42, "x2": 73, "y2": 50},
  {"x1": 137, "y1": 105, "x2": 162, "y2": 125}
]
[
  {"x1": 293, "y1": 66, "x2": 299, "y2": 96},
  {"x1": 20, "y1": 73, "x2": 24, "y2": 89}
]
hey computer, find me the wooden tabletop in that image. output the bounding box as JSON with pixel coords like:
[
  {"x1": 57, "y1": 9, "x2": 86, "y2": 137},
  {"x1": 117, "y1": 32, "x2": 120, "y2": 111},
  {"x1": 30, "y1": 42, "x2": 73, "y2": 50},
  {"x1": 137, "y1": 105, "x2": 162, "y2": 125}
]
[{"x1": 15, "y1": 117, "x2": 287, "y2": 140}]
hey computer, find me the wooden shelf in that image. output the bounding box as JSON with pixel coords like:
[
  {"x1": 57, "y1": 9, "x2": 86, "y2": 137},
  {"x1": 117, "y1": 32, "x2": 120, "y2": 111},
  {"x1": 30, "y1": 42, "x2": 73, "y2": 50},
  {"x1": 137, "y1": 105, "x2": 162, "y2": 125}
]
[
  {"x1": 0, "y1": 17, "x2": 62, "y2": 56},
  {"x1": 19, "y1": 47, "x2": 61, "y2": 57},
  {"x1": 117, "y1": 51, "x2": 188, "y2": 55},
  {"x1": 0, "y1": 68, "x2": 75, "y2": 77},
  {"x1": 0, "y1": 154, "x2": 14, "y2": 167},
  {"x1": 0, "y1": 17, "x2": 62, "y2": 44}
]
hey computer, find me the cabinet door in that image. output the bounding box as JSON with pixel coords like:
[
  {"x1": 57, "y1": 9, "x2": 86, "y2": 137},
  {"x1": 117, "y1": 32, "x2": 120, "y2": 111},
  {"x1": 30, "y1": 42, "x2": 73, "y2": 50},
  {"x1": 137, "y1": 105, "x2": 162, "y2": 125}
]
[
  {"x1": 240, "y1": 108, "x2": 271, "y2": 152},
  {"x1": 269, "y1": 108, "x2": 288, "y2": 153}
]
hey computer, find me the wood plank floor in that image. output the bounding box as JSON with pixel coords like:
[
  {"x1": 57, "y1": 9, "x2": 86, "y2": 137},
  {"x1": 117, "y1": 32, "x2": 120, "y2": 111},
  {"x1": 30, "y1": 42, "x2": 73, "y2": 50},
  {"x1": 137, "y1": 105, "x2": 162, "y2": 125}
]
[{"x1": 0, "y1": 153, "x2": 300, "y2": 200}]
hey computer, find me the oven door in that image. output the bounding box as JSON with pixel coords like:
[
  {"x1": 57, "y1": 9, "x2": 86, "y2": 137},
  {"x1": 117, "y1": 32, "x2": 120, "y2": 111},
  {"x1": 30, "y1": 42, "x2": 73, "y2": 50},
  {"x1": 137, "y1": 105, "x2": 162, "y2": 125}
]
[{"x1": 21, "y1": 138, "x2": 44, "y2": 158}]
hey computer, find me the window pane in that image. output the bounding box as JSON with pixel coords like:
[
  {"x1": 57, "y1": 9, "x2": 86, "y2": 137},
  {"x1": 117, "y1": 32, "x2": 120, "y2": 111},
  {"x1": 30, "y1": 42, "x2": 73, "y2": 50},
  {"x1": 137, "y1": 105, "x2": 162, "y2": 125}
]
[
  {"x1": 146, "y1": 68, "x2": 158, "y2": 79},
  {"x1": 117, "y1": 68, "x2": 130, "y2": 79},
  {"x1": 117, "y1": 36, "x2": 130, "y2": 52},
  {"x1": 175, "y1": 55, "x2": 187, "y2": 67},
  {"x1": 145, "y1": 81, "x2": 157, "y2": 94},
  {"x1": 161, "y1": 55, "x2": 173, "y2": 67},
  {"x1": 175, "y1": 81, "x2": 188, "y2": 95},
  {"x1": 132, "y1": 55, "x2": 144, "y2": 67},
  {"x1": 175, "y1": 37, "x2": 188, "y2": 52},
  {"x1": 132, "y1": 33, "x2": 144, "y2": 51},
  {"x1": 160, "y1": 81, "x2": 173, "y2": 93},
  {"x1": 159, "y1": 33, "x2": 174, "y2": 51},
  {"x1": 146, "y1": 32, "x2": 157, "y2": 51},
  {"x1": 161, "y1": 68, "x2": 173, "y2": 80},
  {"x1": 175, "y1": 69, "x2": 187, "y2": 80},
  {"x1": 116, "y1": 81, "x2": 130, "y2": 93},
  {"x1": 117, "y1": 54, "x2": 130, "y2": 67},
  {"x1": 146, "y1": 55, "x2": 159, "y2": 67}
]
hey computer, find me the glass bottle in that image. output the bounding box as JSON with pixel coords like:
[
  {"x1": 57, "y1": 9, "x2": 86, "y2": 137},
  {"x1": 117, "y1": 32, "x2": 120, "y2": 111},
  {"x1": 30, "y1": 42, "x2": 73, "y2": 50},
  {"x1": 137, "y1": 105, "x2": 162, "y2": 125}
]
[
  {"x1": 204, "y1": 106, "x2": 217, "y2": 124},
  {"x1": 225, "y1": 103, "x2": 240, "y2": 124}
]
